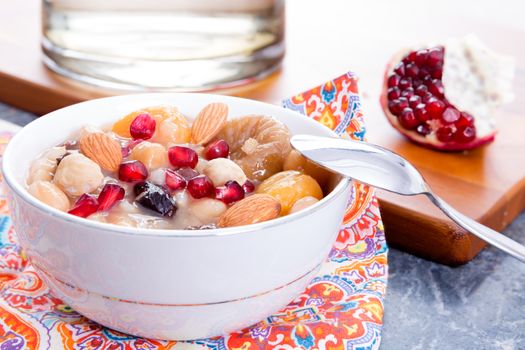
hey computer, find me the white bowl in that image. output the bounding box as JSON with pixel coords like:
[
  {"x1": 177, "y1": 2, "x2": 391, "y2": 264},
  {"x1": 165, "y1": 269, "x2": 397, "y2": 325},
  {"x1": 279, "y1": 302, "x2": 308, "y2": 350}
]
[{"x1": 2, "y1": 93, "x2": 351, "y2": 340}]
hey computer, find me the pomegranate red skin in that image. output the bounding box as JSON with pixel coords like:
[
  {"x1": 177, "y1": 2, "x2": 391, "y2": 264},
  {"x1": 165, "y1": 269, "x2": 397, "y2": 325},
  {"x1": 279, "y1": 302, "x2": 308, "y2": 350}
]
[{"x1": 380, "y1": 50, "x2": 496, "y2": 152}]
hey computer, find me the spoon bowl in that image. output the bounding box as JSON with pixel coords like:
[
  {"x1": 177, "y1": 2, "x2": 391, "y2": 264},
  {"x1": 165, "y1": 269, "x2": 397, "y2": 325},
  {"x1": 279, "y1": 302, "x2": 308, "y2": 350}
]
[{"x1": 291, "y1": 134, "x2": 525, "y2": 263}]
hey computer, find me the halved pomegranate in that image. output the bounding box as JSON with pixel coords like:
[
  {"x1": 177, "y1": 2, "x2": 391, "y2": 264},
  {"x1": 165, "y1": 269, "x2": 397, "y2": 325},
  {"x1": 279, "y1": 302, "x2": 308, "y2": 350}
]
[{"x1": 380, "y1": 36, "x2": 514, "y2": 151}]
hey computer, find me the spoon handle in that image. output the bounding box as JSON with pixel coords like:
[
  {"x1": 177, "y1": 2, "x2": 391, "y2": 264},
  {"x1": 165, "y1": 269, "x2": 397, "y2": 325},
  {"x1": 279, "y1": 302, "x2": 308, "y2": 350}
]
[{"x1": 428, "y1": 193, "x2": 525, "y2": 263}]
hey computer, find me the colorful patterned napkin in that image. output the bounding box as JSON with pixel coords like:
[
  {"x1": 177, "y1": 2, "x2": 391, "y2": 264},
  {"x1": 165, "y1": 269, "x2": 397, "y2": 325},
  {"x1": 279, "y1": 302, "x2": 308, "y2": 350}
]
[{"x1": 0, "y1": 72, "x2": 388, "y2": 350}]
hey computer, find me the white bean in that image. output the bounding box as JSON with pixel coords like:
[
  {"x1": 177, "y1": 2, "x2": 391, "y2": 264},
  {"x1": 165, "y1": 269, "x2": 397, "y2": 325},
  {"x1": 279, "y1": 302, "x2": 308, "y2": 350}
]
[
  {"x1": 28, "y1": 181, "x2": 70, "y2": 211},
  {"x1": 189, "y1": 198, "x2": 227, "y2": 223},
  {"x1": 27, "y1": 146, "x2": 67, "y2": 185},
  {"x1": 203, "y1": 158, "x2": 247, "y2": 187}
]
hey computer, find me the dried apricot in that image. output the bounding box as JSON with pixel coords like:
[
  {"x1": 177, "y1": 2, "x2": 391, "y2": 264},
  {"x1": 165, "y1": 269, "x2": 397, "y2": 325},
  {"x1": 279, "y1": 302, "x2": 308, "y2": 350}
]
[
  {"x1": 112, "y1": 106, "x2": 190, "y2": 143},
  {"x1": 283, "y1": 149, "x2": 333, "y2": 188},
  {"x1": 256, "y1": 170, "x2": 323, "y2": 215}
]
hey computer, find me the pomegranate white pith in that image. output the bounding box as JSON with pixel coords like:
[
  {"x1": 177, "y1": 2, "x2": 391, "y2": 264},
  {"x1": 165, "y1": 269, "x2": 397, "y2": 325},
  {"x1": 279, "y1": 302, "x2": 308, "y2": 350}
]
[{"x1": 380, "y1": 36, "x2": 514, "y2": 151}]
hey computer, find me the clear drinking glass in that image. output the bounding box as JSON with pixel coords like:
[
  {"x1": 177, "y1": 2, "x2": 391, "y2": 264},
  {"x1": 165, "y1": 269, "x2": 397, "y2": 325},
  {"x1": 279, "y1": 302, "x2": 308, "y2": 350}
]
[{"x1": 41, "y1": 0, "x2": 285, "y2": 91}]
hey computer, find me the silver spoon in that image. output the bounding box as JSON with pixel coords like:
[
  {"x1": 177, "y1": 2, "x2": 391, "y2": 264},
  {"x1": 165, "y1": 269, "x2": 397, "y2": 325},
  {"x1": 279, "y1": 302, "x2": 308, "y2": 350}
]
[{"x1": 291, "y1": 134, "x2": 525, "y2": 263}]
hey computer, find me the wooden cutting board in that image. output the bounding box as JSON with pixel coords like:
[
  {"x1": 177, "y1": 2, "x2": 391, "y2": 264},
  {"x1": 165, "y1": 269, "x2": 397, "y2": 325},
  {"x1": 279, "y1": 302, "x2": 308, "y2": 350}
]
[{"x1": 1, "y1": 0, "x2": 524, "y2": 265}]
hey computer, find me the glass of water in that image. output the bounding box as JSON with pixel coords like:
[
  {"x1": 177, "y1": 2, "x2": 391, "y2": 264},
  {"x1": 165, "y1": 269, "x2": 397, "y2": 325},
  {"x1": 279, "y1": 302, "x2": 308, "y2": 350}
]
[{"x1": 41, "y1": 0, "x2": 285, "y2": 91}]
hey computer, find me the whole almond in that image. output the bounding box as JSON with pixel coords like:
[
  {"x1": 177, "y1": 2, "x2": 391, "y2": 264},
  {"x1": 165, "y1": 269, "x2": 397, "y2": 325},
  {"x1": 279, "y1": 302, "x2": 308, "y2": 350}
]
[
  {"x1": 218, "y1": 194, "x2": 281, "y2": 228},
  {"x1": 191, "y1": 102, "x2": 228, "y2": 144},
  {"x1": 80, "y1": 133, "x2": 122, "y2": 172}
]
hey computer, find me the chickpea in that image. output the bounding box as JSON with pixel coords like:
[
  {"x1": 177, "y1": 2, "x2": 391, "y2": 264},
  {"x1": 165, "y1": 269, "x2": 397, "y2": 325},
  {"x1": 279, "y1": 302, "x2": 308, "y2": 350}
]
[
  {"x1": 54, "y1": 153, "x2": 104, "y2": 197},
  {"x1": 189, "y1": 198, "x2": 227, "y2": 223},
  {"x1": 289, "y1": 196, "x2": 320, "y2": 214},
  {"x1": 202, "y1": 158, "x2": 247, "y2": 187},
  {"x1": 27, "y1": 146, "x2": 67, "y2": 185},
  {"x1": 129, "y1": 142, "x2": 168, "y2": 170},
  {"x1": 28, "y1": 181, "x2": 70, "y2": 211}
]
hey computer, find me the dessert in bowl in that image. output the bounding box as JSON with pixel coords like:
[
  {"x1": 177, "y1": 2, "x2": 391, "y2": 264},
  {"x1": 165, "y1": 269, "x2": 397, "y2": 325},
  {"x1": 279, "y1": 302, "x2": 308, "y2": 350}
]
[{"x1": 2, "y1": 93, "x2": 351, "y2": 340}]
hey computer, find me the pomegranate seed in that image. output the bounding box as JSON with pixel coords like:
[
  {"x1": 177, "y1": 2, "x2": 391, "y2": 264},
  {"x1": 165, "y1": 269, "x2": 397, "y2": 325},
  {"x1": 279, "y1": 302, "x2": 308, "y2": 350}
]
[
  {"x1": 121, "y1": 145, "x2": 131, "y2": 158},
  {"x1": 388, "y1": 87, "x2": 401, "y2": 99},
  {"x1": 405, "y1": 63, "x2": 419, "y2": 78},
  {"x1": 168, "y1": 146, "x2": 198, "y2": 169},
  {"x1": 418, "y1": 67, "x2": 431, "y2": 80},
  {"x1": 397, "y1": 97, "x2": 409, "y2": 108},
  {"x1": 176, "y1": 167, "x2": 199, "y2": 181},
  {"x1": 215, "y1": 181, "x2": 245, "y2": 204},
  {"x1": 456, "y1": 112, "x2": 475, "y2": 128},
  {"x1": 121, "y1": 139, "x2": 143, "y2": 158},
  {"x1": 428, "y1": 79, "x2": 444, "y2": 96},
  {"x1": 426, "y1": 98, "x2": 446, "y2": 119},
  {"x1": 399, "y1": 78, "x2": 412, "y2": 90},
  {"x1": 441, "y1": 107, "x2": 461, "y2": 124},
  {"x1": 242, "y1": 180, "x2": 255, "y2": 193},
  {"x1": 415, "y1": 49, "x2": 428, "y2": 67},
  {"x1": 205, "y1": 139, "x2": 230, "y2": 160},
  {"x1": 416, "y1": 124, "x2": 431, "y2": 136},
  {"x1": 68, "y1": 194, "x2": 99, "y2": 218},
  {"x1": 389, "y1": 98, "x2": 408, "y2": 116},
  {"x1": 399, "y1": 108, "x2": 419, "y2": 130},
  {"x1": 119, "y1": 160, "x2": 148, "y2": 182},
  {"x1": 422, "y1": 92, "x2": 434, "y2": 103},
  {"x1": 401, "y1": 87, "x2": 414, "y2": 98},
  {"x1": 431, "y1": 66, "x2": 443, "y2": 79},
  {"x1": 387, "y1": 74, "x2": 400, "y2": 87},
  {"x1": 388, "y1": 101, "x2": 400, "y2": 115},
  {"x1": 414, "y1": 104, "x2": 430, "y2": 121},
  {"x1": 454, "y1": 125, "x2": 476, "y2": 143},
  {"x1": 427, "y1": 47, "x2": 444, "y2": 67},
  {"x1": 165, "y1": 169, "x2": 187, "y2": 191},
  {"x1": 407, "y1": 51, "x2": 417, "y2": 63},
  {"x1": 436, "y1": 126, "x2": 455, "y2": 142},
  {"x1": 130, "y1": 113, "x2": 156, "y2": 140},
  {"x1": 415, "y1": 85, "x2": 429, "y2": 97},
  {"x1": 187, "y1": 175, "x2": 214, "y2": 199},
  {"x1": 408, "y1": 95, "x2": 421, "y2": 108},
  {"x1": 394, "y1": 62, "x2": 405, "y2": 75},
  {"x1": 97, "y1": 184, "x2": 125, "y2": 211},
  {"x1": 413, "y1": 79, "x2": 423, "y2": 89}
]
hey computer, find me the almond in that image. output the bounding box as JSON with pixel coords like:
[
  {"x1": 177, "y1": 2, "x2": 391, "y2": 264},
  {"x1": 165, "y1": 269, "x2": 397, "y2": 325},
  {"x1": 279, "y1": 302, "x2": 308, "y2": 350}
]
[
  {"x1": 218, "y1": 194, "x2": 281, "y2": 228},
  {"x1": 191, "y1": 102, "x2": 228, "y2": 145},
  {"x1": 79, "y1": 133, "x2": 122, "y2": 172}
]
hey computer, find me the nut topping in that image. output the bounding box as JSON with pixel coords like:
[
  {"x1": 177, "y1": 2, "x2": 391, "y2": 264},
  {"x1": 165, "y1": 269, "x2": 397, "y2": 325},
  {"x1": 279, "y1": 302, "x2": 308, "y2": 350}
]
[
  {"x1": 79, "y1": 132, "x2": 122, "y2": 172},
  {"x1": 218, "y1": 194, "x2": 281, "y2": 228},
  {"x1": 191, "y1": 102, "x2": 228, "y2": 144}
]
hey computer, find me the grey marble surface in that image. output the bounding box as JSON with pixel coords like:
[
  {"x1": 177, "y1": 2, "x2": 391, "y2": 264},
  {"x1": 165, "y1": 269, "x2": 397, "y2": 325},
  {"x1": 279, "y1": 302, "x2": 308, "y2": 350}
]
[{"x1": 1, "y1": 102, "x2": 524, "y2": 350}]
